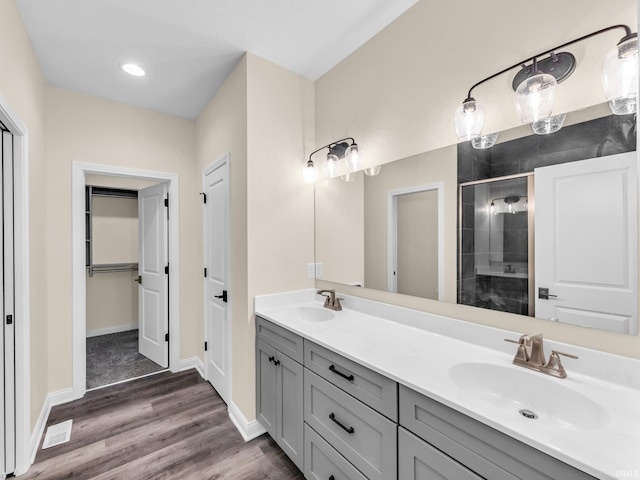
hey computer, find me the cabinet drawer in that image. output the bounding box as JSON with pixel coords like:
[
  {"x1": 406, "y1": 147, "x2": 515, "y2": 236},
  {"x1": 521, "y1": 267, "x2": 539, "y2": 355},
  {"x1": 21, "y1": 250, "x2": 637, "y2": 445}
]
[
  {"x1": 399, "y1": 427, "x2": 482, "y2": 480},
  {"x1": 305, "y1": 424, "x2": 368, "y2": 480},
  {"x1": 399, "y1": 385, "x2": 596, "y2": 480},
  {"x1": 256, "y1": 316, "x2": 304, "y2": 363},
  {"x1": 305, "y1": 339, "x2": 398, "y2": 421},
  {"x1": 305, "y1": 370, "x2": 397, "y2": 480}
]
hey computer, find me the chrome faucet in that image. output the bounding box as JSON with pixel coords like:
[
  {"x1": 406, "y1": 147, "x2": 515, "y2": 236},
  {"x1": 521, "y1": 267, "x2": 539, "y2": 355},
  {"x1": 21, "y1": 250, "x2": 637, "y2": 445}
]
[
  {"x1": 504, "y1": 333, "x2": 578, "y2": 379},
  {"x1": 317, "y1": 289, "x2": 343, "y2": 311}
]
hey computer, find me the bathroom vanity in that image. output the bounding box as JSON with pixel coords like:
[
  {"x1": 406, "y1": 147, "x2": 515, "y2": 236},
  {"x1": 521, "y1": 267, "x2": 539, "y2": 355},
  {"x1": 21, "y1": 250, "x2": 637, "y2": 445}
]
[{"x1": 255, "y1": 289, "x2": 640, "y2": 480}]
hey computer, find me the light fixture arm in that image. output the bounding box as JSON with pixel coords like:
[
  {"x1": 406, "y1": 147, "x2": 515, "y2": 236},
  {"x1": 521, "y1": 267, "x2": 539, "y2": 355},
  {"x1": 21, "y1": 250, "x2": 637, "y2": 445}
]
[
  {"x1": 464, "y1": 24, "x2": 636, "y2": 101},
  {"x1": 308, "y1": 137, "x2": 356, "y2": 161}
]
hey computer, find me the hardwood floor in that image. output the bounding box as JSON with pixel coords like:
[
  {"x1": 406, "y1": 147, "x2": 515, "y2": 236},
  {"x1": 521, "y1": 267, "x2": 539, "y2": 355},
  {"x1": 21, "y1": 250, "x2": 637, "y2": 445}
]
[{"x1": 22, "y1": 370, "x2": 305, "y2": 479}]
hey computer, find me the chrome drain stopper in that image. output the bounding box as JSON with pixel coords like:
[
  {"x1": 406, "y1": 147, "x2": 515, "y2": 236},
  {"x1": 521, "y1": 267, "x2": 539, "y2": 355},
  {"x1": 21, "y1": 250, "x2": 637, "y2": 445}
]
[{"x1": 519, "y1": 409, "x2": 538, "y2": 419}]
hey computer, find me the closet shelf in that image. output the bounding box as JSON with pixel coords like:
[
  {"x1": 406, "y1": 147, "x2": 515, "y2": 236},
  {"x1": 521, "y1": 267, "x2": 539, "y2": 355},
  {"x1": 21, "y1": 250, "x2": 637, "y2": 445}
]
[{"x1": 87, "y1": 262, "x2": 138, "y2": 277}]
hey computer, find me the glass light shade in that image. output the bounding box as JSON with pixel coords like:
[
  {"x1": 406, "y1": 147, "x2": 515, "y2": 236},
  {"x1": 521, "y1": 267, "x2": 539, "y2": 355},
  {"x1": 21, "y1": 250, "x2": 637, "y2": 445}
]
[
  {"x1": 601, "y1": 37, "x2": 638, "y2": 115},
  {"x1": 531, "y1": 113, "x2": 566, "y2": 135},
  {"x1": 341, "y1": 173, "x2": 356, "y2": 182},
  {"x1": 303, "y1": 160, "x2": 318, "y2": 184},
  {"x1": 515, "y1": 73, "x2": 557, "y2": 123},
  {"x1": 471, "y1": 132, "x2": 499, "y2": 149},
  {"x1": 323, "y1": 153, "x2": 340, "y2": 178},
  {"x1": 454, "y1": 99, "x2": 485, "y2": 141},
  {"x1": 345, "y1": 144, "x2": 362, "y2": 172},
  {"x1": 364, "y1": 164, "x2": 381, "y2": 176}
]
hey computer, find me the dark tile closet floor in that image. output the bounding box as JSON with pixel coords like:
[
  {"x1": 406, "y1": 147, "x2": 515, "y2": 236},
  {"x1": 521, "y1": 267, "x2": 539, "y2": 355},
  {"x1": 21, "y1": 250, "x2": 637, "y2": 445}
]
[{"x1": 86, "y1": 329, "x2": 165, "y2": 389}]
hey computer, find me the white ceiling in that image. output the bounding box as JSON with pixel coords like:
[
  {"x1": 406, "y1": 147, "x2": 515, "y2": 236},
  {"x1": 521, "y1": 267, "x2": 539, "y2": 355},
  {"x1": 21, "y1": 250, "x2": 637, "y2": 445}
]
[{"x1": 16, "y1": 0, "x2": 419, "y2": 119}]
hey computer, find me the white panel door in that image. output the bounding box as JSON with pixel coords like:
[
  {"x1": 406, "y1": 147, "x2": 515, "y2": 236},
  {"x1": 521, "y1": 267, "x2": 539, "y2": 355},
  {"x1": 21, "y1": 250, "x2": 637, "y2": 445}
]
[
  {"x1": 1, "y1": 130, "x2": 15, "y2": 475},
  {"x1": 203, "y1": 155, "x2": 230, "y2": 404},
  {"x1": 535, "y1": 152, "x2": 638, "y2": 334},
  {"x1": 138, "y1": 183, "x2": 169, "y2": 367}
]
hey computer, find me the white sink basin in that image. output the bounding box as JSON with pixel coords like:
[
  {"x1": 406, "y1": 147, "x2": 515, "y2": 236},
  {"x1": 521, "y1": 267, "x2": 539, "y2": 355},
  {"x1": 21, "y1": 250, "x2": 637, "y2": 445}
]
[
  {"x1": 449, "y1": 362, "x2": 609, "y2": 430},
  {"x1": 288, "y1": 306, "x2": 335, "y2": 322}
]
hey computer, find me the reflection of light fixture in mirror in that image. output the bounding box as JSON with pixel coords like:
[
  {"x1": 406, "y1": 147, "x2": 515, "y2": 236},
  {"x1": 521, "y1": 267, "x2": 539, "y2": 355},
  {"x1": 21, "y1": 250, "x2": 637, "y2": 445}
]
[
  {"x1": 364, "y1": 164, "x2": 381, "y2": 176},
  {"x1": 472, "y1": 132, "x2": 499, "y2": 149},
  {"x1": 531, "y1": 113, "x2": 566, "y2": 135},
  {"x1": 341, "y1": 173, "x2": 356, "y2": 182},
  {"x1": 490, "y1": 195, "x2": 528, "y2": 215},
  {"x1": 304, "y1": 137, "x2": 361, "y2": 183},
  {"x1": 303, "y1": 159, "x2": 318, "y2": 184},
  {"x1": 454, "y1": 25, "x2": 637, "y2": 138},
  {"x1": 345, "y1": 143, "x2": 362, "y2": 172}
]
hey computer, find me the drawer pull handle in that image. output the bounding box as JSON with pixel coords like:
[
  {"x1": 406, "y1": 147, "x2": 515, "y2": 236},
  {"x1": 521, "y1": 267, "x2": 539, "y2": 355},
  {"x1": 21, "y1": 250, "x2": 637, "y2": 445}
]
[
  {"x1": 329, "y1": 364, "x2": 354, "y2": 382},
  {"x1": 329, "y1": 476, "x2": 335, "y2": 480},
  {"x1": 329, "y1": 412, "x2": 354, "y2": 434}
]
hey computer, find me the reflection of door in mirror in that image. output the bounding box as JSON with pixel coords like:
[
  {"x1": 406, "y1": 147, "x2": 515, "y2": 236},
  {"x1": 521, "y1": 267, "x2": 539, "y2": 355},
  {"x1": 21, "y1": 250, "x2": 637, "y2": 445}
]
[
  {"x1": 535, "y1": 152, "x2": 638, "y2": 334},
  {"x1": 390, "y1": 189, "x2": 438, "y2": 299},
  {"x1": 459, "y1": 175, "x2": 532, "y2": 315}
]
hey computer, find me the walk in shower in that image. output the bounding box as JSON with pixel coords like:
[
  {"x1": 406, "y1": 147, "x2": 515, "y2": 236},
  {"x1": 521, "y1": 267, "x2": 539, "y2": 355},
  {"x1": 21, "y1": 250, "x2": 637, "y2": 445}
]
[{"x1": 459, "y1": 174, "x2": 533, "y2": 315}]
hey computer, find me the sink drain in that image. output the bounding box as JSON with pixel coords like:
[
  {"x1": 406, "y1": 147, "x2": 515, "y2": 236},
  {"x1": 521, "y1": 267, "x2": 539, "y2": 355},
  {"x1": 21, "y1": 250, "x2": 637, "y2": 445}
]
[{"x1": 519, "y1": 409, "x2": 538, "y2": 419}]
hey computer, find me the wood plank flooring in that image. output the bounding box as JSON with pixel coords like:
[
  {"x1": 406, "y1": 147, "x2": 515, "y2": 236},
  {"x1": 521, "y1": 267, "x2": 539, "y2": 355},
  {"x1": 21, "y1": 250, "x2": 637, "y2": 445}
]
[{"x1": 22, "y1": 370, "x2": 305, "y2": 480}]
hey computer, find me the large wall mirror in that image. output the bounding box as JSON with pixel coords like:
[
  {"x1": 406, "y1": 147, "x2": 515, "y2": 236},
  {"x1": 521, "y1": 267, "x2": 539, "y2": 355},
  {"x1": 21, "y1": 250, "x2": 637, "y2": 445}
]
[{"x1": 314, "y1": 103, "x2": 638, "y2": 335}]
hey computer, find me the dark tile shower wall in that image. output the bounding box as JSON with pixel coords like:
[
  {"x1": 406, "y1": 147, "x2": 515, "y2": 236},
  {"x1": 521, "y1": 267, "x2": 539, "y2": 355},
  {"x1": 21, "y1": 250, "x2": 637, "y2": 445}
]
[{"x1": 457, "y1": 112, "x2": 636, "y2": 315}]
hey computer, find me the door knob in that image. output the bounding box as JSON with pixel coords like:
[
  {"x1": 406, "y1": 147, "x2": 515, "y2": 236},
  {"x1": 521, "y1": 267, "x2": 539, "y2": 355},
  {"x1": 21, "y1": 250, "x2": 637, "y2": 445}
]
[
  {"x1": 214, "y1": 290, "x2": 228, "y2": 303},
  {"x1": 134, "y1": 275, "x2": 142, "y2": 284}
]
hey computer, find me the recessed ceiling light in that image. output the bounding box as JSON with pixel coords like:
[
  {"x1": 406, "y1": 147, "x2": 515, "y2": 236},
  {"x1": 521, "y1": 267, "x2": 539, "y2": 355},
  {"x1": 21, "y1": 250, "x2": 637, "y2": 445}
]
[{"x1": 122, "y1": 63, "x2": 146, "y2": 77}]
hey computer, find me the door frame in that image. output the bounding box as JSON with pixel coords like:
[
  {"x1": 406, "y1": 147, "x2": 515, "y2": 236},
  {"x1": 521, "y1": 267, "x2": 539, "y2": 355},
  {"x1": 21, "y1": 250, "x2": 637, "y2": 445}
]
[
  {"x1": 0, "y1": 93, "x2": 30, "y2": 475},
  {"x1": 202, "y1": 153, "x2": 232, "y2": 404},
  {"x1": 387, "y1": 182, "x2": 444, "y2": 300},
  {"x1": 71, "y1": 162, "x2": 180, "y2": 400}
]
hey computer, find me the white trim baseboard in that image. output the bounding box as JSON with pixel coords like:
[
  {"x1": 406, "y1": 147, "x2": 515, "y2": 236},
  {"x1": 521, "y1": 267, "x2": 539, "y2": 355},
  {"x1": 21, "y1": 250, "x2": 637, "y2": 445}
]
[
  {"x1": 29, "y1": 388, "x2": 77, "y2": 466},
  {"x1": 179, "y1": 357, "x2": 205, "y2": 379},
  {"x1": 228, "y1": 401, "x2": 266, "y2": 442},
  {"x1": 86, "y1": 325, "x2": 138, "y2": 338}
]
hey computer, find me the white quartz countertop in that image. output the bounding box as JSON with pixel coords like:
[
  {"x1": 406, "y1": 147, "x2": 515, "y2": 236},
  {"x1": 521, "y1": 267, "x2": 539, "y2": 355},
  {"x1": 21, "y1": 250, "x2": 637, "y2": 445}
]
[{"x1": 254, "y1": 289, "x2": 640, "y2": 480}]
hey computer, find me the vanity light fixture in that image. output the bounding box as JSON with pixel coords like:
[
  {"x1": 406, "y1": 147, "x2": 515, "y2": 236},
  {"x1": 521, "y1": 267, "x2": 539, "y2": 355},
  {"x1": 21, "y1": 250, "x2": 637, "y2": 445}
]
[
  {"x1": 304, "y1": 137, "x2": 363, "y2": 184},
  {"x1": 454, "y1": 24, "x2": 638, "y2": 142}
]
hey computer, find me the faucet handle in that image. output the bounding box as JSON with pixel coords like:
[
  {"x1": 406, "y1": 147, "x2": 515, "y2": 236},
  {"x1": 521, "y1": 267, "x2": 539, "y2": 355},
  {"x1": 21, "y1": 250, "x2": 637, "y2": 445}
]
[
  {"x1": 504, "y1": 338, "x2": 522, "y2": 344},
  {"x1": 550, "y1": 350, "x2": 578, "y2": 360},
  {"x1": 544, "y1": 350, "x2": 578, "y2": 379}
]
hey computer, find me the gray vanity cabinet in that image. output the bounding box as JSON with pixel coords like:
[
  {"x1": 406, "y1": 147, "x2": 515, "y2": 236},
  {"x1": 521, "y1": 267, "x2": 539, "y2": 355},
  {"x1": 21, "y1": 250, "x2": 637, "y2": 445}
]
[
  {"x1": 398, "y1": 385, "x2": 597, "y2": 480},
  {"x1": 255, "y1": 318, "x2": 304, "y2": 471},
  {"x1": 398, "y1": 427, "x2": 482, "y2": 480}
]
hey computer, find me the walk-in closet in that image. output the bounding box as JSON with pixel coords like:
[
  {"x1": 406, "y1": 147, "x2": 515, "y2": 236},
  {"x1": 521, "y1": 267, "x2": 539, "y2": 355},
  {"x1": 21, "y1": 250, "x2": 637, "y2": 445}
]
[{"x1": 85, "y1": 175, "x2": 166, "y2": 389}]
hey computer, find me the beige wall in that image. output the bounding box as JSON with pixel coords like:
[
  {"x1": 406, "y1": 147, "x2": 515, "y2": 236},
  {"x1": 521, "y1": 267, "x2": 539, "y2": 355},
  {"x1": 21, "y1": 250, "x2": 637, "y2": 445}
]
[
  {"x1": 315, "y1": 175, "x2": 365, "y2": 285},
  {"x1": 362, "y1": 147, "x2": 457, "y2": 301},
  {"x1": 396, "y1": 190, "x2": 438, "y2": 299},
  {"x1": 316, "y1": 0, "x2": 640, "y2": 359},
  {"x1": 196, "y1": 53, "x2": 315, "y2": 421},
  {"x1": 245, "y1": 54, "x2": 315, "y2": 415},
  {"x1": 0, "y1": 0, "x2": 49, "y2": 431},
  {"x1": 87, "y1": 196, "x2": 139, "y2": 334},
  {"x1": 196, "y1": 56, "x2": 249, "y2": 414},
  {"x1": 44, "y1": 86, "x2": 200, "y2": 391},
  {"x1": 315, "y1": 0, "x2": 637, "y2": 165}
]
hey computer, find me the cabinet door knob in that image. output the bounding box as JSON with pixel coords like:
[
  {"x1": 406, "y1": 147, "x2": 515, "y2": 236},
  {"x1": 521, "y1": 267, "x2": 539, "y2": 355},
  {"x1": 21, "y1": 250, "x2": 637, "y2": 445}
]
[{"x1": 268, "y1": 356, "x2": 275, "y2": 363}]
